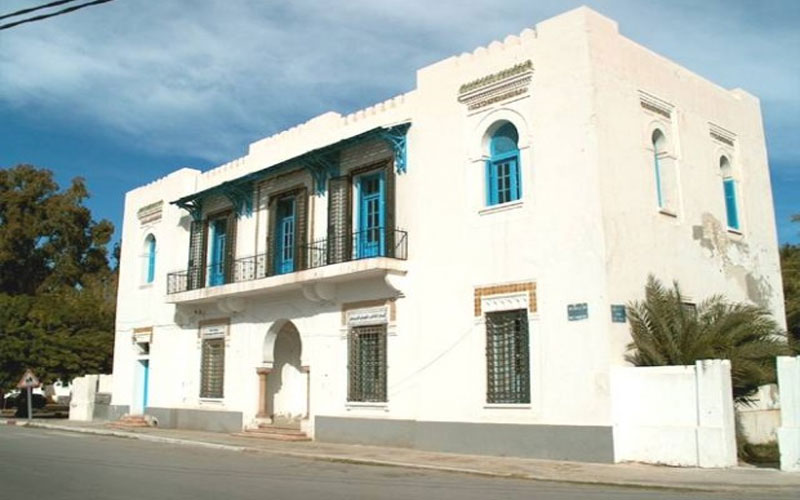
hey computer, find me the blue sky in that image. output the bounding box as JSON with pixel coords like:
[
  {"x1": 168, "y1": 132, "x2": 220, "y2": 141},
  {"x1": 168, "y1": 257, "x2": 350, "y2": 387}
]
[{"x1": 1, "y1": 0, "x2": 798, "y2": 244}]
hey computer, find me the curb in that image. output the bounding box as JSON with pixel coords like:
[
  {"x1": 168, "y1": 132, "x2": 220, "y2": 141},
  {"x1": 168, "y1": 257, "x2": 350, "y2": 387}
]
[
  {"x1": 20, "y1": 421, "x2": 247, "y2": 453},
  {"x1": 5, "y1": 421, "x2": 796, "y2": 493}
]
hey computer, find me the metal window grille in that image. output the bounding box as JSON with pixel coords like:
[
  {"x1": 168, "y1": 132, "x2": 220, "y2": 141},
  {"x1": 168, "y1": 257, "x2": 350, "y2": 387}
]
[
  {"x1": 486, "y1": 309, "x2": 530, "y2": 404},
  {"x1": 348, "y1": 324, "x2": 387, "y2": 402},
  {"x1": 200, "y1": 337, "x2": 225, "y2": 398}
]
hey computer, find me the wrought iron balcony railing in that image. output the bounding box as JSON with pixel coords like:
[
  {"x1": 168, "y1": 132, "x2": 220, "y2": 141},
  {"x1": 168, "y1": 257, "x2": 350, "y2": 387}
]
[{"x1": 166, "y1": 228, "x2": 408, "y2": 295}]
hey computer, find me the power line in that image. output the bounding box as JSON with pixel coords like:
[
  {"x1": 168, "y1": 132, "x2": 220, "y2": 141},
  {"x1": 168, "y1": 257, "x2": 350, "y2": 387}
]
[
  {"x1": 0, "y1": 1, "x2": 81, "y2": 21},
  {"x1": 0, "y1": 0, "x2": 116, "y2": 31}
]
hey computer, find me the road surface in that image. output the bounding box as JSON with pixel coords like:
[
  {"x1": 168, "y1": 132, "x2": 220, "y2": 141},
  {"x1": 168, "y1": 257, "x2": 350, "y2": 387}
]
[{"x1": 0, "y1": 425, "x2": 791, "y2": 500}]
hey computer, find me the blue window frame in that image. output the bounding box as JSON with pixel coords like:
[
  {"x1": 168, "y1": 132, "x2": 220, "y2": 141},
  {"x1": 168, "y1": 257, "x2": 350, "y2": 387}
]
[
  {"x1": 275, "y1": 197, "x2": 296, "y2": 274},
  {"x1": 208, "y1": 218, "x2": 227, "y2": 286},
  {"x1": 146, "y1": 235, "x2": 156, "y2": 284},
  {"x1": 652, "y1": 130, "x2": 666, "y2": 209},
  {"x1": 723, "y1": 179, "x2": 739, "y2": 230},
  {"x1": 357, "y1": 171, "x2": 385, "y2": 258},
  {"x1": 720, "y1": 157, "x2": 740, "y2": 230},
  {"x1": 486, "y1": 123, "x2": 521, "y2": 206}
]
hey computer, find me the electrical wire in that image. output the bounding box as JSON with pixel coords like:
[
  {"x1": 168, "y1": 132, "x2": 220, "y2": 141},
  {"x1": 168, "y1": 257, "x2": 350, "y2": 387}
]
[
  {"x1": 0, "y1": 0, "x2": 80, "y2": 21},
  {"x1": 0, "y1": 0, "x2": 116, "y2": 31}
]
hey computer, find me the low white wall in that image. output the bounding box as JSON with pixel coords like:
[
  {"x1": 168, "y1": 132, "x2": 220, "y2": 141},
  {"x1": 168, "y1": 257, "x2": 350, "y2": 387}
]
[
  {"x1": 778, "y1": 356, "x2": 800, "y2": 472},
  {"x1": 611, "y1": 359, "x2": 737, "y2": 468},
  {"x1": 97, "y1": 374, "x2": 113, "y2": 394},
  {"x1": 737, "y1": 384, "x2": 780, "y2": 445},
  {"x1": 69, "y1": 375, "x2": 98, "y2": 421},
  {"x1": 69, "y1": 374, "x2": 113, "y2": 421}
]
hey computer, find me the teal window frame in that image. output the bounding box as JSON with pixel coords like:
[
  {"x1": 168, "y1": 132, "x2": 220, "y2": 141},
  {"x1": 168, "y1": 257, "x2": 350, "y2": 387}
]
[
  {"x1": 274, "y1": 196, "x2": 297, "y2": 275},
  {"x1": 486, "y1": 123, "x2": 521, "y2": 206},
  {"x1": 723, "y1": 177, "x2": 740, "y2": 231},
  {"x1": 208, "y1": 218, "x2": 227, "y2": 287},
  {"x1": 146, "y1": 235, "x2": 156, "y2": 284},
  {"x1": 356, "y1": 170, "x2": 386, "y2": 258},
  {"x1": 651, "y1": 130, "x2": 666, "y2": 209}
]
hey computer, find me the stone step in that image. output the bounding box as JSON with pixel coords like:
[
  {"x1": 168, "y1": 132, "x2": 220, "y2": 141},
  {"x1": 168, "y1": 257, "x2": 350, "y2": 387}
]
[
  {"x1": 251, "y1": 426, "x2": 306, "y2": 436},
  {"x1": 110, "y1": 414, "x2": 152, "y2": 428},
  {"x1": 232, "y1": 431, "x2": 311, "y2": 442},
  {"x1": 257, "y1": 423, "x2": 302, "y2": 432},
  {"x1": 234, "y1": 424, "x2": 311, "y2": 442}
]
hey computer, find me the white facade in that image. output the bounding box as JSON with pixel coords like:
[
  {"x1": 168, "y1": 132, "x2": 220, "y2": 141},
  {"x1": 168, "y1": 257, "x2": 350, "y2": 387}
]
[{"x1": 111, "y1": 8, "x2": 785, "y2": 463}]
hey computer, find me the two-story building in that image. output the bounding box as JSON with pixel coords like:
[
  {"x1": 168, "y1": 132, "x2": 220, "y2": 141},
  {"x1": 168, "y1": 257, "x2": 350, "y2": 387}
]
[{"x1": 110, "y1": 7, "x2": 786, "y2": 463}]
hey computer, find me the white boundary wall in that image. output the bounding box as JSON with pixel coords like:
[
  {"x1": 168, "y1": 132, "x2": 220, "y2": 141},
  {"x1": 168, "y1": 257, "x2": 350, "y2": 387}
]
[
  {"x1": 69, "y1": 374, "x2": 113, "y2": 421},
  {"x1": 737, "y1": 384, "x2": 780, "y2": 445},
  {"x1": 611, "y1": 360, "x2": 737, "y2": 467},
  {"x1": 778, "y1": 356, "x2": 800, "y2": 472}
]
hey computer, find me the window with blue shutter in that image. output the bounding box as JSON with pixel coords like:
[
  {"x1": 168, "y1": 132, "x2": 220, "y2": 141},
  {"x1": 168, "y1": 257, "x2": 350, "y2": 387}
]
[
  {"x1": 357, "y1": 171, "x2": 386, "y2": 258},
  {"x1": 486, "y1": 122, "x2": 521, "y2": 206},
  {"x1": 652, "y1": 130, "x2": 666, "y2": 209},
  {"x1": 146, "y1": 235, "x2": 156, "y2": 283},
  {"x1": 720, "y1": 156, "x2": 740, "y2": 230}
]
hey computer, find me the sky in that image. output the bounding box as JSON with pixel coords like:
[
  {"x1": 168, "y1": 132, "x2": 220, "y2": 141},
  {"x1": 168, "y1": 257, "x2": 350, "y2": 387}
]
[{"x1": 1, "y1": 0, "x2": 798, "y2": 245}]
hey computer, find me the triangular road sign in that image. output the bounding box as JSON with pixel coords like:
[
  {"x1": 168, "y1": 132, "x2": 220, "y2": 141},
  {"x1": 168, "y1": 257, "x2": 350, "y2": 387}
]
[{"x1": 16, "y1": 369, "x2": 41, "y2": 389}]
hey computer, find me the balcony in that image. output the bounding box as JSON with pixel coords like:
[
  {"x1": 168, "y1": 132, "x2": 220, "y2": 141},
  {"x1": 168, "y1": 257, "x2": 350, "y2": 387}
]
[{"x1": 166, "y1": 228, "x2": 408, "y2": 304}]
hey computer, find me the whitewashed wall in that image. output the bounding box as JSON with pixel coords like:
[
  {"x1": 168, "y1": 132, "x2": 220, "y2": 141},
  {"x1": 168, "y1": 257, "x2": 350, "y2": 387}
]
[
  {"x1": 738, "y1": 384, "x2": 780, "y2": 445},
  {"x1": 69, "y1": 375, "x2": 98, "y2": 421},
  {"x1": 778, "y1": 356, "x2": 800, "y2": 472},
  {"x1": 611, "y1": 360, "x2": 737, "y2": 467},
  {"x1": 109, "y1": 7, "x2": 784, "y2": 459}
]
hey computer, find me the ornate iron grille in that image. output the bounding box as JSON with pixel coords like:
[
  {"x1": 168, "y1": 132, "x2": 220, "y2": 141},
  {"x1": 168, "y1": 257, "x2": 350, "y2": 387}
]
[
  {"x1": 486, "y1": 309, "x2": 530, "y2": 404},
  {"x1": 200, "y1": 337, "x2": 225, "y2": 399},
  {"x1": 348, "y1": 324, "x2": 387, "y2": 402},
  {"x1": 166, "y1": 229, "x2": 408, "y2": 294}
]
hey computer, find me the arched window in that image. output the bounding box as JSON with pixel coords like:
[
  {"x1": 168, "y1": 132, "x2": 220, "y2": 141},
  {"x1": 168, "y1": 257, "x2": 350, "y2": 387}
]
[
  {"x1": 651, "y1": 129, "x2": 666, "y2": 208},
  {"x1": 145, "y1": 234, "x2": 156, "y2": 284},
  {"x1": 720, "y1": 156, "x2": 740, "y2": 230},
  {"x1": 486, "y1": 122, "x2": 521, "y2": 206}
]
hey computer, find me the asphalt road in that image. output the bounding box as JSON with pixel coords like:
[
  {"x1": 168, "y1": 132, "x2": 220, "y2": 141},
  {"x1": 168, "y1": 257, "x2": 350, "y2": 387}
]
[{"x1": 0, "y1": 425, "x2": 792, "y2": 500}]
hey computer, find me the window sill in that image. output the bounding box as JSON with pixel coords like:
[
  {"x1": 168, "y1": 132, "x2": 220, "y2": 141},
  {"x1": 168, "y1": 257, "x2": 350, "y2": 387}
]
[
  {"x1": 727, "y1": 228, "x2": 743, "y2": 236},
  {"x1": 139, "y1": 283, "x2": 155, "y2": 290},
  {"x1": 346, "y1": 401, "x2": 389, "y2": 411},
  {"x1": 199, "y1": 398, "x2": 224, "y2": 405},
  {"x1": 483, "y1": 403, "x2": 532, "y2": 410},
  {"x1": 658, "y1": 208, "x2": 678, "y2": 218},
  {"x1": 479, "y1": 200, "x2": 523, "y2": 216}
]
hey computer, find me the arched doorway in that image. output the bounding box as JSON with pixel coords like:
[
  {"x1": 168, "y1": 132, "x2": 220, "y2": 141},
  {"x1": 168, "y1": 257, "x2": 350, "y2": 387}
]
[{"x1": 262, "y1": 321, "x2": 307, "y2": 424}]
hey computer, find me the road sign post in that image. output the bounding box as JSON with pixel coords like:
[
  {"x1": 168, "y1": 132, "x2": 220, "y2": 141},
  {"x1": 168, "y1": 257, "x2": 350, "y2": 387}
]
[
  {"x1": 26, "y1": 386, "x2": 32, "y2": 422},
  {"x1": 16, "y1": 370, "x2": 41, "y2": 421}
]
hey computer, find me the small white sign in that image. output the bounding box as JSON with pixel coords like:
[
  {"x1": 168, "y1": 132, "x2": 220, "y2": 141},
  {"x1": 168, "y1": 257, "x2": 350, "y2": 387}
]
[
  {"x1": 348, "y1": 307, "x2": 388, "y2": 326},
  {"x1": 202, "y1": 324, "x2": 227, "y2": 339},
  {"x1": 16, "y1": 369, "x2": 40, "y2": 389}
]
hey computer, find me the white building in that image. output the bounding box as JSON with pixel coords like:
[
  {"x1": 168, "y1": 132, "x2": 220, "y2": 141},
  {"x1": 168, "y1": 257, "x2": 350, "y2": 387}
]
[{"x1": 110, "y1": 7, "x2": 786, "y2": 462}]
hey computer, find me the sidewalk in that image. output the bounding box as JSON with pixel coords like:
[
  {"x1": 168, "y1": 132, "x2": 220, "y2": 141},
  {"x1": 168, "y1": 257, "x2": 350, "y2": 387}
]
[{"x1": 3, "y1": 418, "x2": 799, "y2": 493}]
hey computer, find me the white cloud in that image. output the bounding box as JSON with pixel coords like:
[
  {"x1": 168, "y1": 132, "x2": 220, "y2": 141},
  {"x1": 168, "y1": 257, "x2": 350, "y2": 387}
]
[{"x1": 0, "y1": 0, "x2": 797, "y2": 170}]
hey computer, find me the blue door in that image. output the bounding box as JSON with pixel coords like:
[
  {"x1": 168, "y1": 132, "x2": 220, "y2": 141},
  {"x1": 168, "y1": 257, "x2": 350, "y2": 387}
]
[
  {"x1": 209, "y1": 218, "x2": 227, "y2": 286},
  {"x1": 141, "y1": 360, "x2": 149, "y2": 410},
  {"x1": 358, "y1": 172, "x2": 385, "y2": 258},
  {"x1": 275, "y1": 198, "x2": 296, "y2": 274}
]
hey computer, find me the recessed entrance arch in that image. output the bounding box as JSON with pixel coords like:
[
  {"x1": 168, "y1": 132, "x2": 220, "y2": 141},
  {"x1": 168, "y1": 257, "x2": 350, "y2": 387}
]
[{"x1": 256, "y1": 320, "x2": 309, "y2": 423}]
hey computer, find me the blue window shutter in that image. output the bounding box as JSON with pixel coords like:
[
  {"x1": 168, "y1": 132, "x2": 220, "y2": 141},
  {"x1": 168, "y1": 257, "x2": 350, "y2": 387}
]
[
  {"x1": 723, "y1": 178, "x2": 739, "y2": 230},
  {"x1": 510, "y1": 157, "x2": 521, "y2": 201},
  {"x1": 147, "y1": 238, "x2": 156, "y2": 283},
  {"x1": 486, "y1": 160, "x2": 497, "y2": 206},
  {"x1": 654, "y1": 152, "x2": 663, "y2": 208}
]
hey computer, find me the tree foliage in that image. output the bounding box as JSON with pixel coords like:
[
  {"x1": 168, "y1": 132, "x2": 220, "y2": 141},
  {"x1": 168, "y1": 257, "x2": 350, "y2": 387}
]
[
  {"x1": 625, "y1": 276, "x2": 789, "y2": 405},
  {"x1": 0, "y1": 165, "x2": 116, "y2": 393},
  {"x1": 782, "y1": 214, "x2": 800, "y2": 346}
]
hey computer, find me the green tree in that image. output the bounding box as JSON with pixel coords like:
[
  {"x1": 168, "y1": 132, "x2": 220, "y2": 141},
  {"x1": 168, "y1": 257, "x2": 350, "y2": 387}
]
[
  {"x1": 0, "y1": 165, "x2": 116, "y2": 398},
  {"x1": 625, "y1": 276, "x2": 789, "y2": 405},
  {"x1": 782, "y1": 214, "x2": 800, "y2": 346}
]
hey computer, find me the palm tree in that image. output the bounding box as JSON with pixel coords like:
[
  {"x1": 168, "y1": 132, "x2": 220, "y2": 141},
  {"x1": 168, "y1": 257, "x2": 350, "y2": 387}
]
[{"x1": 625, "y1": 275, "x2": 790, "y2": 405}]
